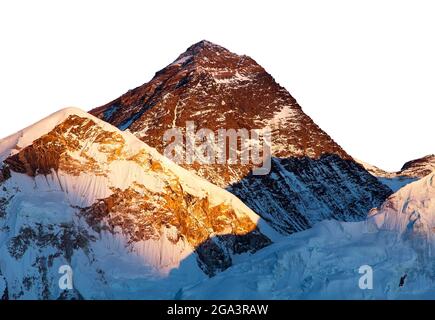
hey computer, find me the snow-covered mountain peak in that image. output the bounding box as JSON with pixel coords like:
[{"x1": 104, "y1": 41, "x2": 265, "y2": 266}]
[
  {"x1": 166, "y1": 39, "x2": 263, "y2": 85},
  {"x1": 91, "y1": 42, "x2": 392, "y2": 234},
  {"x1": 0, "y1": 107, "x2": 134, "y2": 163},
  {"x1": 181, "y1": 40, "x2": 229, "y2": 56},
  {"x1": 0, "y1": 108, "x2": 274, "y2": 299}
]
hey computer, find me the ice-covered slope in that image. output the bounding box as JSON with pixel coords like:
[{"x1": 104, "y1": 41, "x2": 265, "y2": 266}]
[
  {"x1": 0, "y1": 107, "x2": 276, "y2": 300},
  {"x1": 91, "y1": 40, "x2": 392, "y2": 234},
  {"x1": 181, "y1": 176, "x2": 435, "y2": 300},
  {"x1": 180, "y1": 220, "x2": 435, "y2": 300},
  {"x1": 369, "y1": 173, "x2": 435, "y2": 242}
]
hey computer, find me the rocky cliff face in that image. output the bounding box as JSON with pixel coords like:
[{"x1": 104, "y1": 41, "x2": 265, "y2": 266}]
[
  {"x1": 0, "y1": 108, "x2": 273, "y2": 299},
  {"x1": 401, "y1": 155, "x2": 435, "y2": 178},
  {"x1": 91, "y1": 40, "x2": 392, "y2": 234}
]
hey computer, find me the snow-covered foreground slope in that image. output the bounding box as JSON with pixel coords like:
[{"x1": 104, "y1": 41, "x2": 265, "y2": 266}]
[
  {"x1": 181, "y1": 175, "x2": 435, "y2": 300},
  {"x1": 0, "y1": 107, "x2": 277, "y2": 300},
  {"x1": 182, "y1": 223, "x2": 435, "y2": 300}
]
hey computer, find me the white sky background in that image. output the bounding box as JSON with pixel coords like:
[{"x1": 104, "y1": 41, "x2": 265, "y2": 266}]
[{"x1": 0, "y1": 0, "x2": 433, "y2": 172}]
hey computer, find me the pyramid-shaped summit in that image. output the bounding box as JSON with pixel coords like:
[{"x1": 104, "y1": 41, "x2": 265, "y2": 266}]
[
  {"x1": 91, "y1": 41, "x2": 392, "y2": 234},
  {"x1": 91, "y1": 40, "x2": 348, "y2": 162},
  {"x1": 181, "y1": 39, "x2": 228, "y2": 54},
  {"x1": 171, "y1": 40, "x2": 251, "y2": 67}
]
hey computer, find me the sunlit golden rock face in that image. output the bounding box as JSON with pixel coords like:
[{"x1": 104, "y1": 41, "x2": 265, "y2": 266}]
[
  {"x1": 1, "y1": 113, "x2": 270, "y2": 277},
  {"x1": 4, "y1": 115, "x2": 124, "y2": 177},
  {"x1": 80, "y1": 180, "x2": 270, "y2": 276},
  {"x1": 3, "y1": 114, "x2": 174, "y2": 181}
]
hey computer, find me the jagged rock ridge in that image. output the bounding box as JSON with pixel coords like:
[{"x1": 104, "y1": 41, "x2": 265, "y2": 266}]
[
  {"x1": 357, "y1": 155, "x2": 435, "y2": 192},
  {"x1": 401, "y1": 155, "x2": 435, "y2": 178}
]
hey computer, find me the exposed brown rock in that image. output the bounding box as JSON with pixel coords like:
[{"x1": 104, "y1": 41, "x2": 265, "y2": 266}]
[
  {"x1": 4, "y1": 115, "x2": 127, "y2": 177},
  {"x1": 0, "y1": 165, "x2": 11, "y2": 184},
  {"x1": 401, "y1": 154, "x2": 435, "y2": 178},
  {"x1": 91, "y1": 40, "x2": 392, "y2": 234},
  {"x1": 80, "y1": 181, "x2": 271, "y2": 275},
  {"x1": 91, "y1": 41, "x2": 351, "y2": 189}
]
